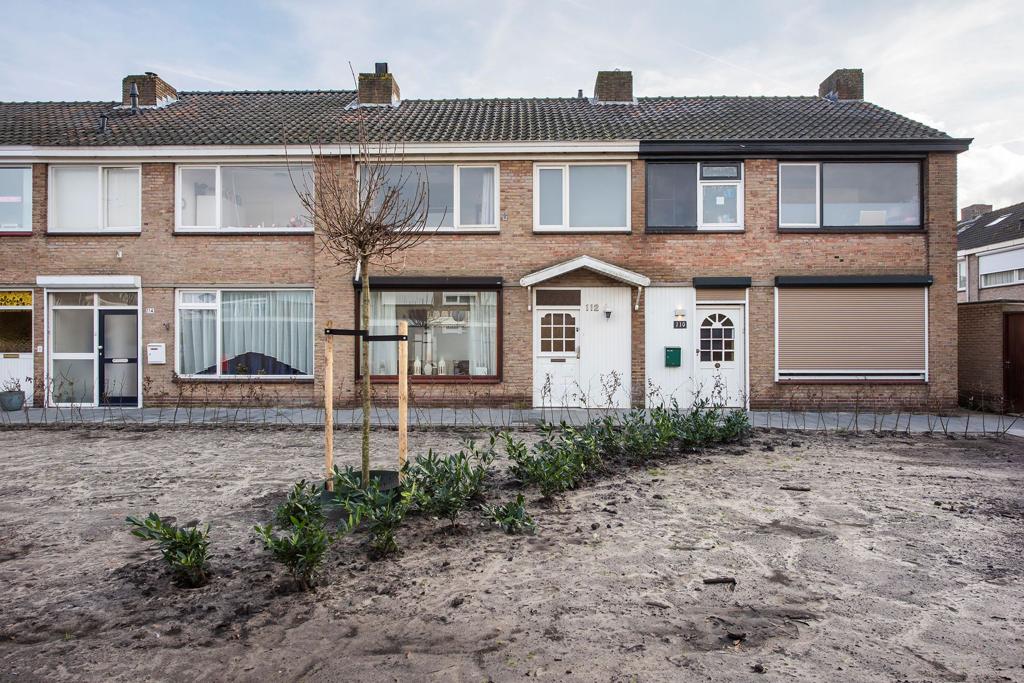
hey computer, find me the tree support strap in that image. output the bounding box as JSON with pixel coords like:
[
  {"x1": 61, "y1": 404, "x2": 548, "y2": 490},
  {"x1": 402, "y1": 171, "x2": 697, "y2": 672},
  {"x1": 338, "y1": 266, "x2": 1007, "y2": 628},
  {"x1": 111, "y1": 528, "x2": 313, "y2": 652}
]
[{"x1": 323, "y1": 328, "x2": 407, "y2": 342}]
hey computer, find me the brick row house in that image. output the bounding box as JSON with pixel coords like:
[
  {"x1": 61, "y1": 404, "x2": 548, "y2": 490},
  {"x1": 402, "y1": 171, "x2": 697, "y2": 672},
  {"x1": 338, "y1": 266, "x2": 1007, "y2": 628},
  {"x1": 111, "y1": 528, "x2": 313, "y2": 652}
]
[
  {"x1": 0, "y1": 66, "x2": 970, "y2": 410},
  {"x1": 955, "y1": 203, "x2": 1024, "y2": 411}
]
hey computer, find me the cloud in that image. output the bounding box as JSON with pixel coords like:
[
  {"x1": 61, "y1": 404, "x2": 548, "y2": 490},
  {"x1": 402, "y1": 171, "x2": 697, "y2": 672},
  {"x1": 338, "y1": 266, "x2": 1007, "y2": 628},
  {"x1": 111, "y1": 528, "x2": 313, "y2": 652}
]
[{"x1": 2, "y1": 0, "x2": 1022, "y2": 207}]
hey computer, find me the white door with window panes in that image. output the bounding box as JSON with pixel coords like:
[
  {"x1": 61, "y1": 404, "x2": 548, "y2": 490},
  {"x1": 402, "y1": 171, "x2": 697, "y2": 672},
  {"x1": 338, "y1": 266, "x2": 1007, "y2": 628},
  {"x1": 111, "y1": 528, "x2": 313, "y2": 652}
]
[
  {"x1": 533, "y1": 308, "x2": 580, "y2": 407},
  {"x1": 695, "y1": 306, "x2": 745, "y2": 406}
]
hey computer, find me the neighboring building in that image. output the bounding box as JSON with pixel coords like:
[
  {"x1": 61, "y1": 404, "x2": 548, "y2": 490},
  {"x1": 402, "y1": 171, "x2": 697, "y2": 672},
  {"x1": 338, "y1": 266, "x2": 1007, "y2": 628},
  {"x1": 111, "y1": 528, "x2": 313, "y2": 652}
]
[
  {"x1": 0, "y1": 66, "x2": 969, "y2": 411},
  {"x1": 957, "y1": 202, "x2": 1024, "y2": 303},
  {"x1": 955, "y1": 202, "x2": 1024, "y2": 411}
]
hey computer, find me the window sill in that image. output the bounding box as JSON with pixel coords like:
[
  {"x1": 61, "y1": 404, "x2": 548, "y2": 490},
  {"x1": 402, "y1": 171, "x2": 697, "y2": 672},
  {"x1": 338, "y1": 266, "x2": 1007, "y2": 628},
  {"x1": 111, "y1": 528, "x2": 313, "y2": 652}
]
[
  {"x1": 0, "y1": 230, "x2": 32, "y2": 236},
  {"x1": 363, "y1": 375, "x2": 502, "y2": 384},
  {"x1": 47, "y1": 230, "x2": 142, "y2": 236},
  {"x1": 979, "y1": 281, "x2": 1024, "y2": 290},
  {"x1": 777, "y1": 226, "x2": 924, "y2": 234},
  {"x1": 776, "y1": 378, "x2": 927, "y2": 385},
  {"x1": 174, "y1": 376, "x2": 314, "y2": 384},
  {"x1": 645, "y1": 226, "x2": 745, "y2": 234},
  {"x1": 429, "y1": 228, "x2": 501, "y2": 235},
  {"x1": 174, "y1": 228, "x2": 314, "y2": 235},
  {"x1": 533, "y1": 228, "x2": 631, "y2": 234}
]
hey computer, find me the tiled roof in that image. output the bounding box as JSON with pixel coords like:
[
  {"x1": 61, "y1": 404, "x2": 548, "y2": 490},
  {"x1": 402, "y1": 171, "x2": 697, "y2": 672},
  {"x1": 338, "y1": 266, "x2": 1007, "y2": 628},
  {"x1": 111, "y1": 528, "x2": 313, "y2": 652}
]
[
  {"x1": 958, "y1": 202, "x2": 1024, "y2": 251},
  {"x1": 0, "y1": 90, "x2": 956, "y2": 147}
]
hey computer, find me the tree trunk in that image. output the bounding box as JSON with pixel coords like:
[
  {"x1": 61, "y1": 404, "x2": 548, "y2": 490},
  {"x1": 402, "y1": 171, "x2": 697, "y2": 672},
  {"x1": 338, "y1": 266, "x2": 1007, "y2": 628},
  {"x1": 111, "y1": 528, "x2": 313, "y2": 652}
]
[{"x1": 360, "y1": 257, "x2": 371, "y2": 488}]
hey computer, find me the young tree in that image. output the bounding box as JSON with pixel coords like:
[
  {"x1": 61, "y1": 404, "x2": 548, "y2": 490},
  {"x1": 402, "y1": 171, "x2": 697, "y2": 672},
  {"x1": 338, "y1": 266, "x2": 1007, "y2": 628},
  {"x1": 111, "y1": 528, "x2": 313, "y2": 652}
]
[{"x1": 289, "y1": 119, "x2": 436, "y2": 486}]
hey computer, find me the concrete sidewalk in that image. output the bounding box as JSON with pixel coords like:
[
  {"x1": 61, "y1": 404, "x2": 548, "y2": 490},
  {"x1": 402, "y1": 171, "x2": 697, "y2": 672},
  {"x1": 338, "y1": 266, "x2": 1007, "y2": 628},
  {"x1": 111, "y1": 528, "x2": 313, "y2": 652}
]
[{"x1": 1, "y1": 405, "x2": 1022, "y2": 437}]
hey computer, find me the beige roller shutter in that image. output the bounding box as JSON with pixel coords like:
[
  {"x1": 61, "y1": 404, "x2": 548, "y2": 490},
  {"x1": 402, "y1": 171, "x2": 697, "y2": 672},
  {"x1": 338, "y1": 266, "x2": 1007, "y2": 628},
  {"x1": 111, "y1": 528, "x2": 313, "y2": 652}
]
[{"x1": 777, "y1": 287, "x2": 927, "y2": 375}]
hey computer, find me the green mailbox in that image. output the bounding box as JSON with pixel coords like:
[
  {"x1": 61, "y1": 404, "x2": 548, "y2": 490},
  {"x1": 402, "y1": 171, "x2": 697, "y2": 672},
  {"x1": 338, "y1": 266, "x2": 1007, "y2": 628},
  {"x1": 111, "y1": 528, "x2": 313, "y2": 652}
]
[{"x1": 664, "y1": 346, "x2": 682, "y2": 368}]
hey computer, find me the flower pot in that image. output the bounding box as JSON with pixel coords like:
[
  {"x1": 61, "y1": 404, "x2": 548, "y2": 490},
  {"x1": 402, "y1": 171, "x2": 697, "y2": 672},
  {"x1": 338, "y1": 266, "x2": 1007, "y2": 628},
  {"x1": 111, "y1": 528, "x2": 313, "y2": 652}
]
[{"x1": 0, "y1": 390, "x2": 25, "y2": 412}]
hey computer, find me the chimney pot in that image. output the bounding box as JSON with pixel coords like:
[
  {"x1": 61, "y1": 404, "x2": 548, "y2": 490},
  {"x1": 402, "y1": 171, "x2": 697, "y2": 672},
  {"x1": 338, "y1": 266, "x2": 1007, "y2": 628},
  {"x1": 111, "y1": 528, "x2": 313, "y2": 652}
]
[
  {"x1": 122, "y1": 72, "x2": 177, "y2": 108},
  {"x1": 960, "y1": 204, "x2": 993, "y2": 222},
  {"x1": 358, "y1": 63, "x2": 400, "y2": 106},
  {"x1": 818, "y1": 68, "x2": 864, "y2": 101},
  {"x1": 594, "y1": 69, "x2": 633, "y2": 103}
]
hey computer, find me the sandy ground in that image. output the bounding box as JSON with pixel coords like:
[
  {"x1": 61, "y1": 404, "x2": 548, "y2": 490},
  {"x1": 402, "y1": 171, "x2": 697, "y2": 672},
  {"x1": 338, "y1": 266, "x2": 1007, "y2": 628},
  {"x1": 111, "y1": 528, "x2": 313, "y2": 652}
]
[{"x1": 0, "y1": 426, "x2": 1022, "y2": 682}]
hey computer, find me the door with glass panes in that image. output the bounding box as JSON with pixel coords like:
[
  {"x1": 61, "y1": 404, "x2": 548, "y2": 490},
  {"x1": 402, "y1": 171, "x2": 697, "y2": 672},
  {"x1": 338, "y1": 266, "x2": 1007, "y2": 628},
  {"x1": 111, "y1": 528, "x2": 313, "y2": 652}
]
[
  {"x1": 533, "y1": 308, "x2": 581, "y2": 407},
  {"x1": 695, "y1": 306, "x2": 745, "y2": 407},
  {"x1": 0, "y1": 291, "x2": 33, "y2": 403}
]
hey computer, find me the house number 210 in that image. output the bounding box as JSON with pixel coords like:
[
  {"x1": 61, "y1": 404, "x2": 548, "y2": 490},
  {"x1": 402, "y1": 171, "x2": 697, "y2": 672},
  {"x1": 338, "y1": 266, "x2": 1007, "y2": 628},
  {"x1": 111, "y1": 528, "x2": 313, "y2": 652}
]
[{"x1": 585, "y1": 304, "x2": 601, "y2": 311}]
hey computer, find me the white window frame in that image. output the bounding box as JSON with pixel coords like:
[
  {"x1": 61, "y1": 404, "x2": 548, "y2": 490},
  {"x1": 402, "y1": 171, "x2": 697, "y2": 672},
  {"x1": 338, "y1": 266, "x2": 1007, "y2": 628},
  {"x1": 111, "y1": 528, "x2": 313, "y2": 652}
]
[
  {"x1": 45, "y1": 288, "x2": 142, "y2": 408},
  {"x1": 533, "y1": 162, "x2": 631, "y2": 233},
  {"x1": 47, "y1": 165, "x2": 142, "y2": 234},
  {"x1": 175, "y1": 164, "x2": 315, "y2": 234},
  {"x1": 957, "y1": 259, "x2": 967, "y2": 291},
  {"x1": 0, "y1": 166, "x2": 32, "y2": 233},
  {"x1": 778, "y1": 162, "x2": 821, "y2": 228},
  {"x1": 174, "y1": 288, "x2": 315, "y2": 379},
  {"x1": 697, "y1": 162, "x2": 743, "y2": 230},
  {"x1": 979, "y1": 268, "x2": 1024, "y2": 289},
  {"x1": 356, "y1": 162, "x2": 500, "y2": 233}
]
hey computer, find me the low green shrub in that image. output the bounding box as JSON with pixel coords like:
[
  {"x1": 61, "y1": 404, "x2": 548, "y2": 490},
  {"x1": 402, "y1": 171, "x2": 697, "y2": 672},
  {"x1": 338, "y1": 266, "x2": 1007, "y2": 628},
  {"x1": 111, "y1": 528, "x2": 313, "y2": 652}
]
[
  {"x1": 508, "y1": 424, "x2": 590, "y2": 499},
  {"x1": 255, "y1": 480, "x2": 334, "y2": 590},
  {"x1": 406, "y1": 448, "x2": 488, "y2": 526},
  {"x1": 480, "y1": 494, "x2": 536, "y2": 535},
  {"x1": 126, "y1": 512, "x2": 211, "y2": 588},
  {"x1": 275, "y1": 480, "x2": 326, "y2": 527},
  {"x1": 255, "y1": 516, "x2": 332, "y2": 590},
  {"x1": 345, "y1": 479, "x2": 414, "y2": 559}
]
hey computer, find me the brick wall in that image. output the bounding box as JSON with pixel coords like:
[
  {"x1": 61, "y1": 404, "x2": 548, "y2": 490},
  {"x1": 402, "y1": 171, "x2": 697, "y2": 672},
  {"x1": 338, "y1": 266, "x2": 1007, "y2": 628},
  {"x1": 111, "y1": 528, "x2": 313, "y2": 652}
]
[{"x1": 1, "y1": 153, "x2": 961, "y2": 410}]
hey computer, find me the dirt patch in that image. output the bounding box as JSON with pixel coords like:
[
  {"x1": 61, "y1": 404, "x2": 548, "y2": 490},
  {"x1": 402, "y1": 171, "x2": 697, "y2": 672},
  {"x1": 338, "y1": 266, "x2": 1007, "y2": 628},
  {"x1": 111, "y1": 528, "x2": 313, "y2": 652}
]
[{"x1": 0, "y1": 428, "x2": 1022, "y2": 681}]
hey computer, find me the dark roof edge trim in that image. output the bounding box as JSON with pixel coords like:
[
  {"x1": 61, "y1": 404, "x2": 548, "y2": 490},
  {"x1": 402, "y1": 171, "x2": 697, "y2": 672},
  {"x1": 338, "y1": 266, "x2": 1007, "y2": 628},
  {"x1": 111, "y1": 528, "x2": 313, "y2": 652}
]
[
  {"x1": 775, "y1": 275, "x2": 934, "y2": 288},
  {"x1": 353, "y1": 275, "x2": 503, "y2": 289},
  {"x1": 640, "y1": 139, "x2": 972, "y2": 156},
  {"x1": 692, "y1": 277, "x2": 751, "y2": 288}
]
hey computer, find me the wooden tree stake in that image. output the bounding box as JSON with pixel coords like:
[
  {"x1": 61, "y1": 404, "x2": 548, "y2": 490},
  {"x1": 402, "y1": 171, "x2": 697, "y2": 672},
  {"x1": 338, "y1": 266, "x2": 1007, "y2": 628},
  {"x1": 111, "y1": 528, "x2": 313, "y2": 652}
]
[
  {"x1": 324, "y1": 320, "x2": 335, "y2": 492},
  {"x1": 398, "y1": 320, "x2": 409, "y2": 479}
]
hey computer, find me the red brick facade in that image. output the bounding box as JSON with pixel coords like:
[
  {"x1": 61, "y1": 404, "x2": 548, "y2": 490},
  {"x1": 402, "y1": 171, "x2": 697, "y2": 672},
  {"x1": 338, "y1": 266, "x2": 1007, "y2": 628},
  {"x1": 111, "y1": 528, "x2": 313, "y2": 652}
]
[{"x1": 0, "y1": 152, "x2": 960, "y2": 410}]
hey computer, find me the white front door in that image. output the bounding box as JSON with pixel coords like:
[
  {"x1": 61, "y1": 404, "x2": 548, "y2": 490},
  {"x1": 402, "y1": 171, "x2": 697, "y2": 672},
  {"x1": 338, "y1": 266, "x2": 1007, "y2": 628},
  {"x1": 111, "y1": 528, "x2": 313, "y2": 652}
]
[
  {"x1": 695, "y1": 306, "x2": 745, "y2": 407},
  {"x1": 533, "y1": 308, "x2": 580, "y2": 407},
  {"x1": 0, "y1": 291, "x2": 34, "y2": 403}
]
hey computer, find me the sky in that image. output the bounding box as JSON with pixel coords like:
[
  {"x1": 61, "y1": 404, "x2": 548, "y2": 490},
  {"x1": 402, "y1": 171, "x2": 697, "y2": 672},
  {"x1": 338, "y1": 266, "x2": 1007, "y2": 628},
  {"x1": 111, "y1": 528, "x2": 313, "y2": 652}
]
[{"x1": 1, "y1": 0, "x2": 1022, "y2": 212}]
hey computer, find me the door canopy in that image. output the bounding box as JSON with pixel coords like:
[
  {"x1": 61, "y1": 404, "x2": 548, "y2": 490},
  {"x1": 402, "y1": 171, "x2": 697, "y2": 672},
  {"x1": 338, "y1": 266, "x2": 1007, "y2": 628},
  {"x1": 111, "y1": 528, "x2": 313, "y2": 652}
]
[{"x1": 519, "y1": 255, "x2": 650, "y2": 288}]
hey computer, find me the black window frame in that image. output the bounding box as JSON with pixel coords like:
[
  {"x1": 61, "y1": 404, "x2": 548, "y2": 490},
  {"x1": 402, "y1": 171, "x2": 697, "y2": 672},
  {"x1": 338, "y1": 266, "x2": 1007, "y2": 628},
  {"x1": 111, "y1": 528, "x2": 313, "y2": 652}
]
[{"x1": 777, "y1": 159, "x2": 924, "y2": 233}]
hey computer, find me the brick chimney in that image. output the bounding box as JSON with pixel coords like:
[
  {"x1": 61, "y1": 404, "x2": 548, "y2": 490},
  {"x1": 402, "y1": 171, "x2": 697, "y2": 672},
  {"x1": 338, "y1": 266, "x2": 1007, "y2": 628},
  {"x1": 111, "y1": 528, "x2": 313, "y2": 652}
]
[
  {"x1": 122, "y1": 72, "x2": 177, "y2": 107},
  {"x1": 594, "y1": 70, "x2": 633, "y2": 104},
  {"x1": 961, "y1": 203, "x2": 993, "y2": 221},
  {"x1": 358, "y1": 63, "x2": 400, "y2": 106},
  {"x1": 818, "y1": 68, "x2": 864, "y2": 101}
]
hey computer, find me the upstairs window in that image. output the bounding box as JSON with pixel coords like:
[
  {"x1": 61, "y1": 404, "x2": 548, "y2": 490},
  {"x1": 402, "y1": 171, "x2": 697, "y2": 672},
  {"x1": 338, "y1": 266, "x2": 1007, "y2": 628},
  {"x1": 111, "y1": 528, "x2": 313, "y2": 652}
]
[
  {"x1": 646, "y1": 162, "x2": 743, "y2": 231},
  {"x1": 535, "y1": 163, "x2": 630, "y2": 232},
  {"x1": 779, "y1": 161, "x2": 921, "y2": 229},
  {"x1": 365, "y1": 164, "x2": 498, "y2": 231},
  {"x1": 49, "y1": 165, "x2": 140, "y2": 233},
  {"x1": 0, "y1": 167, "x2": 32, "y2": 232},
  {"x1": 957, "y1": 260, "x2": 967, "y2": 291},
  {"x1": 177, "y1": 165, "x2": 313, "y2": 232}
]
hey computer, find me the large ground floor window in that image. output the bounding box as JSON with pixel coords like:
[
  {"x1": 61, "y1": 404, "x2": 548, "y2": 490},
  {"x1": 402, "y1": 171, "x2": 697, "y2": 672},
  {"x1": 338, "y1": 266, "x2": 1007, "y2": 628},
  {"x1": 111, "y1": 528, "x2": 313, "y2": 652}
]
[
  {"x1": 177, "y1": 289, "x2": 313, "y2": 378},
  {"x1": 366, "y1": 288, "x2": 499, "y2": 378}
]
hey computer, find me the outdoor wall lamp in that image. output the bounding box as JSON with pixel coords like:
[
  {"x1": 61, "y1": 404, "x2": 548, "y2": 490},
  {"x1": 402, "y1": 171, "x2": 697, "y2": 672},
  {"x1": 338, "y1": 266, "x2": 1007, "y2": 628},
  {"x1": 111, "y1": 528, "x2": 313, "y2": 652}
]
[
  {"x1": 674, "y1": 308, "x2": 686, "y2": 322},
  {"x1": 604, "y1": 306, "x2": 612, "y2": 319}
]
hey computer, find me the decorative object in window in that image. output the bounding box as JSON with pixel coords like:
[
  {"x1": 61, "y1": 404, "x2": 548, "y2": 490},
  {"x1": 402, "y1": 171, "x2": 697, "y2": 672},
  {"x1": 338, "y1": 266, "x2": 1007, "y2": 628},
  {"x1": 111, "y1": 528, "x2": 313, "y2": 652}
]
[{"x1": 367, "y1": 289, "x2": 498, "y2": 377}]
